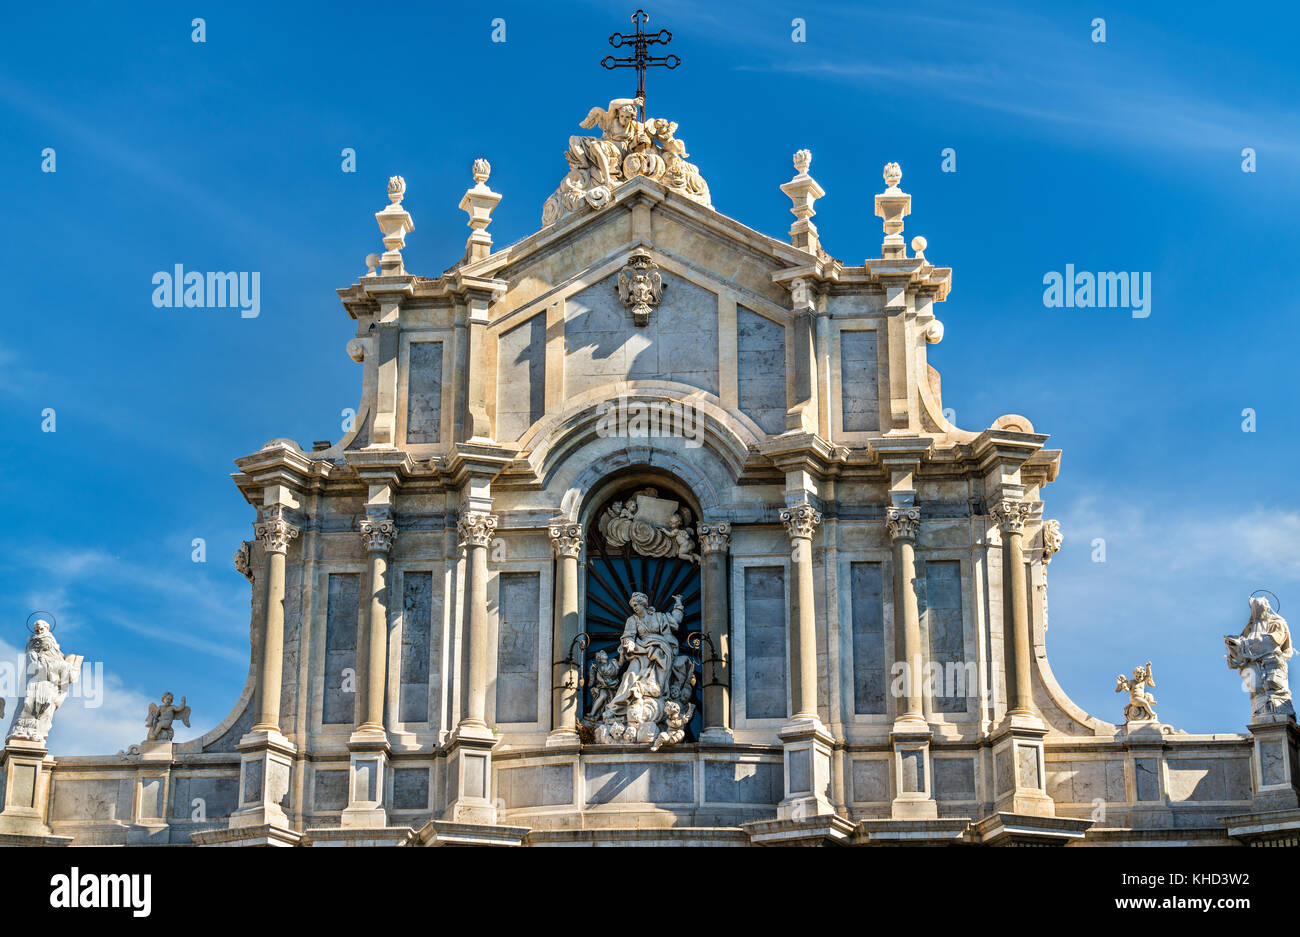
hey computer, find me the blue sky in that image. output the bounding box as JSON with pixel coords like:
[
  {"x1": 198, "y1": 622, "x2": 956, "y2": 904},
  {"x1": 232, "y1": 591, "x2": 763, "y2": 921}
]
[{"x1": 1, "y1": 0, "x2": 1297, "y2": 752}]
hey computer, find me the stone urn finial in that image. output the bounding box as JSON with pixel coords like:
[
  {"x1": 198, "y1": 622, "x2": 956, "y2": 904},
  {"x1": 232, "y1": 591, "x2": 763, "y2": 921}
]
[
  {"x1": 387, "y1": 175, "x2": 406, "y2": 205},
  {"x1": 793, "y1": 149, "x2": 812, "y2": 174},
  {"x1": 883, "y1": 162, "x2": 902, "y2": 189},
  {"x1": 472, "y1": 158, "x2": 491, "y2": 184}
]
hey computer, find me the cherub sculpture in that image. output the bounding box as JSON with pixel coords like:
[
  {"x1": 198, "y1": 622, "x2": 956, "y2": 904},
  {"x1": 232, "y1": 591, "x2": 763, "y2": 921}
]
[
  {"x1": 1226, "y1": 595, "x2": 1295, "y2": 718},
  {"x1": 1116, "y1": 662, "x2": 1158, "y2": 722},
  {"x1": 651, "y1": 700, "x2": 695, "y2": 751},
  {"x1": 146, "y1": 692, "x2": 191, "y2": 741}
]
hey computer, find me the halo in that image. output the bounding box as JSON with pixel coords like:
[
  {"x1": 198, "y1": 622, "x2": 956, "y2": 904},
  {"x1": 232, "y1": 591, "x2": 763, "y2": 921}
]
[
  {"x1": 1250, "y1": 589, "x2": 1280, "y2": 612},
  {"x1": 25, "y1": 611, "x2": 56, "y2": 633}
]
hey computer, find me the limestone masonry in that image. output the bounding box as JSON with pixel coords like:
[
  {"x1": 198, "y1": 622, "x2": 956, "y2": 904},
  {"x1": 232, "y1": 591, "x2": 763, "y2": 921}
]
[{"x1": 4, "y1": 101, "x2": 1297, "y2": 847}]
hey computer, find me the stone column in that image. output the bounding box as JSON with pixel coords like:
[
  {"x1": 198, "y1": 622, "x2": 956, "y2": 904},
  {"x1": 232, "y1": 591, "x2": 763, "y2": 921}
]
[
  {"x1": 358, "y1": 512, "x2": 396, "y2": 732},
  {"x1": 252, "y1": 504, "x2": 299, "y2": 732},
  {"x1": 698, "y1": 522, "x2": 732, "y2": 742},
  {"x1": 988, "y1": 497, "x2": 1054, "y2": 817},
  {"x1": 444, "y1": 509, "x2": 500, "y2": 825},
  {"x1": 886, "y1": 505, "x2": 924, "y2": 725},
  {"x1": 777, "y1": 502, "x2": 834, "y2": 820},
  {"x1": 780, "y1": 503, "x2": 822, "y2": 721},
  {"x1": 993, "y1": 498, "x2": 1035, "y2": 716},
  {"x1": 342, "y1": 510, "x2": 395, "y2": 829},
  {"x1": 548, "y1": 522, "x2": 582, "y2": 743},
  {"x1": 885, "y1": 504, "x2": 937, "y2": 819},
  {"x1": 228, "y1": 501, "x2": 301, "y2": 836},
  {"x1": 459, "y1": 511, "x2": 498, "y2": 728}
]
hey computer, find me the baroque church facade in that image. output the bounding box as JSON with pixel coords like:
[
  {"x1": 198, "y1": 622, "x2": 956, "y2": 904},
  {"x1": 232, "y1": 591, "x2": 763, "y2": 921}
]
[{"x1": 4, "y1": 95, "x2": 1299, "y2": 847}]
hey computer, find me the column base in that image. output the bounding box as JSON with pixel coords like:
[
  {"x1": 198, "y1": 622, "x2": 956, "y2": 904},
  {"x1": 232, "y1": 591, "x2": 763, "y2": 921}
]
[
  {"x1": 342, "y1": 729, "x2": 390, "y2": 829},
  {"x1": 229, "y1": 728, "x2": 297, "y2": 831},
  {"x1": 545, "y1": 727, "x2": 582, "y2": 749},
  {"x1": 890, "y1": 717, "x2": 937, "y2": 819},
  {"x1": 990, "y1": 717, "x2": 1055, "y2": 819},
  {"x1": 442, "y1": 722, "x2": 499, "y2": 825},
  {"x1": 699, "y1": 726, "x2": 736, "y2": 745},
  {"x1": 777, "y1": 717, "x2": 836, "y2": 820}
]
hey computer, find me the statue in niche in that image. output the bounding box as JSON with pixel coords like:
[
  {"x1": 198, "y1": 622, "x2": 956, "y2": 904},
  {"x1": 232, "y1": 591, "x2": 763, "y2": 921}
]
[
  {"x1": 1226, "y1": 595, "x2": 1295, "y2": 718},
  {"x1": 597, "y1": 488, "x2": 698, "y2": 563},
  {"x1": 587, "y1": 649, "x2": 622, "y2": 723},
  {"x1": 1116, "y1": 662, "x2": 1158, "y2": 722},
  {"x1": 586, "y1": 592, "x2": 696, "y2": 749},
  {"x1": 8, "y1": 620, "x2": 82, "y2": 744},
  {"x1": 146, "y1": 692, "x2": 191, "y2": 741}
]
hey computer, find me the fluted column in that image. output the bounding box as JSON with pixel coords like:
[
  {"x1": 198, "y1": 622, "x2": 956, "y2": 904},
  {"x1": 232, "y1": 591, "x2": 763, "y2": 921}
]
[
  {"x1": 359, "y1": 512, "x2": 396, "y2": 732},
  {"x1": 458, "y1": 511, "x2": 498, "y2": 728},
  {"x1": 697, "y1": 523, "x2": 732, "y2": 739},
  {"x1": 780, "y1": 503, "x2": 822, "y2": 721},
  {"x1": 886, "y1": 505, "x2": 924, "y2": 724},
  {"x1": 993, "y1": 498, "x2": 1035, "y2": 716},
  {"x1": 549, "y1": 522, "x2": 583, "y2": 739},
  {"x1": 252, "y1": 505, "x2": 299, "y2": 732}
]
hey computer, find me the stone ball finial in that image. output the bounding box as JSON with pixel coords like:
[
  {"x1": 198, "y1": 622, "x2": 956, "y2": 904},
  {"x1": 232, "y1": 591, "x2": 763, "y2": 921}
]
[
  {"x1": 883, "y1": 162, "x2": 902, "y2": 188},
  {"x1": 793, "y1": 149, "x2": 812, "y2": 174},
  {"x1": 911, "y1": 235, "x2": 927, "y2": 258},
  {"x1": 387, "y1": 175, "x2": 406, "y2": 204},
  {"x1": 472, "y1": 158, "x2": 491, "y2": 184}
]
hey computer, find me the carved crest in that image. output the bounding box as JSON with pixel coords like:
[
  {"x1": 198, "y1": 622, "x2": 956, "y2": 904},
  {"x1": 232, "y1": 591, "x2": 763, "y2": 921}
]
[{"x1": 616, "y1": 251, "x2": 664, "y2": 327}]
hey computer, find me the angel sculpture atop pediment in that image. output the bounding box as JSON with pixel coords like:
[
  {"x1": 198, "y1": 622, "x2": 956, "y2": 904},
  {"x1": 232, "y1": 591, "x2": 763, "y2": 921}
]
[
  {"x1": 542, "y1": 100, "x2": 711, "y2": 226},
  {"x1": 146, "y1": 692, "x2": 191, "y2": 741},
  {"x1": 1116, "y1": 662, "x2": 1157, "y2": 722}
]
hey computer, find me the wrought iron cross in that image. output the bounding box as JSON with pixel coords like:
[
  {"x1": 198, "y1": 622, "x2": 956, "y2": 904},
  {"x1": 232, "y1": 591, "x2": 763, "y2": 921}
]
[{"x1": 601, "y1": 8, "x2": 679, "y2": 118}]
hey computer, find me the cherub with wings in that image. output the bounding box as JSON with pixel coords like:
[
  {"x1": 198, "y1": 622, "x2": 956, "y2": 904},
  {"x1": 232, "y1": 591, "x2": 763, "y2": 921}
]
[
  {"x1": 146, "y1": 692, "x2": 191, "y2": 741},
  {"x1": 1115, "y1": 662, "x2": 1157, "y2": 722}
]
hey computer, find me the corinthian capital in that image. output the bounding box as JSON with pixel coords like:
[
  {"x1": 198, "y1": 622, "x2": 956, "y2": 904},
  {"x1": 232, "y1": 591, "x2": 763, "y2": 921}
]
[
  {"x1": 254, "y1": 505, "x2": 300, "y2": 555},
  {"x1": 549, "y1": 523, "x2": 583, "y2": 559},
  {"x1": 458, "y1": 511, "x2": 499, "y2": 548},
  {"x1": 697, "y1": 522, "x2": 732, "y2": 555},
  {"x1": 361, "y1": 514, "x2": 397, "y2": 553},
  {"x1": 780, "y1": 502, "x2": 822, "y2": 541},
  {"x1": 992, "y1": 499, "x2": 1032, "y2": 534},
  {"x1": 885, "y1": 505, "x2": 921, "y2": 541}
]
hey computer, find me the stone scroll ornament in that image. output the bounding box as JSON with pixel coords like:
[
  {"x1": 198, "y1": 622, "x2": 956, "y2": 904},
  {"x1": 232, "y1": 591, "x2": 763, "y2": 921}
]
[
  {"x1": 541, "y1": 98, "x2": 711, "y2": 226},
  {"x1": 1226, "y1": 594, "x2": 1295, "y2": 718},
  {"x1": 597, "y1": 487, "x2": 698, "y2": 563},
  {"x1": 1115, "y1": 662, "x2": 1158, "y2": 722},
  {"x1": 584, "y1": 592, "x2": 696, "y2": 751},
  {"x1": 8, "y1": 618, "x2": 82, "y2": 744}
]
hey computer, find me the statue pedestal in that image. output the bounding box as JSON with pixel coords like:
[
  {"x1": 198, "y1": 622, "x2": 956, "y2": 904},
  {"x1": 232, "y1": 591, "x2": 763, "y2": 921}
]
[
  {"x1": 1247, "y1": 713, "x2": 1300, "y2": 812},
  {"x1": 0, "y1": 739, "x2": 69, "y2": 844}
]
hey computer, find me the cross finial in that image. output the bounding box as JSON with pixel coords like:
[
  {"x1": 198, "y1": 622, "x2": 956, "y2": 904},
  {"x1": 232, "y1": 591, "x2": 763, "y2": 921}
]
[{"x1": 601, "y1": 8, "x2": 679, "y2": 119}]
